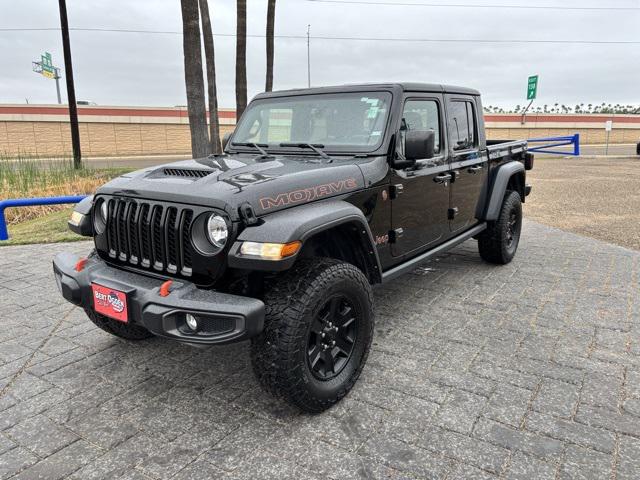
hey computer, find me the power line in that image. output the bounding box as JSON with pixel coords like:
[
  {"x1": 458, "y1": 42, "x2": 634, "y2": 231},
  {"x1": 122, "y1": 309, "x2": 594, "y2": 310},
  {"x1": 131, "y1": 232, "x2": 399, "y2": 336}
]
[
  {"x1": 1, "y1": 27, "x2": 638, "y2": 45},
  {"x1": 305, "y1": 0, "x2": 640, "y2": 11}
]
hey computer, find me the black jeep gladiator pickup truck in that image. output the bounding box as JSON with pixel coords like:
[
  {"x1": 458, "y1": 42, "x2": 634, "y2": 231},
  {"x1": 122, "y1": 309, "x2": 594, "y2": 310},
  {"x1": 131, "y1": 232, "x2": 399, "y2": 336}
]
[{"x1": 54, "y1": 83, "x2": 533, "y2": 413}]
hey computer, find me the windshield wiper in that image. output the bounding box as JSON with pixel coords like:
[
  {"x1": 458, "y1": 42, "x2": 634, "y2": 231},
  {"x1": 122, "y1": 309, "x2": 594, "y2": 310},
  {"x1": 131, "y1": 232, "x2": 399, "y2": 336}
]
[
  {"x1": 231, "y1": 142, "x2": 272, "y2": 159},
  {"x1": 279, "y1": 142, "x2": 332, "y2": 160}
]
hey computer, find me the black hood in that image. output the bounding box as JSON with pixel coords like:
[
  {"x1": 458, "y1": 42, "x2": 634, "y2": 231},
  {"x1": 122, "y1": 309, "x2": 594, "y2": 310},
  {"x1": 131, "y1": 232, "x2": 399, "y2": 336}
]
[{"x1": 96, "y1": 153, "x2": 373, "y2": 221}]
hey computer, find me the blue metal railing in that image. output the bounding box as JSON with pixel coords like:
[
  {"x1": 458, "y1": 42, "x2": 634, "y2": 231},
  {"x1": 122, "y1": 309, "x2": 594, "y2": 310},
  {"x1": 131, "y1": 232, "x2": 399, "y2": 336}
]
[
  {"x1": 527, "y1": 133, "x2": 580, "y2": 156},
  {"x1": 0, "y1": 195, "x2": 88, "y2": 241}
]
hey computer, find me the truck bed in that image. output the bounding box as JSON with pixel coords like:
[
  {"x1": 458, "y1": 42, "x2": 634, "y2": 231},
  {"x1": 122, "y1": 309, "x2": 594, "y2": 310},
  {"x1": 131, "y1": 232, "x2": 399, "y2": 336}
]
[{"x1": 486, "y1": 139, "x2": 527, "y2": 160}]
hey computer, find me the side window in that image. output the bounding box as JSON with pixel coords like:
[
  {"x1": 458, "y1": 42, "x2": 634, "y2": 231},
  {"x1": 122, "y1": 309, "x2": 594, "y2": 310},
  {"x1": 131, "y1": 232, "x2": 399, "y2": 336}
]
[
  {"x1": 449, "y1": 100, "x2": 477, "y2": 151},
  {"x1": 401, "y1": 99, "x2": 441, "y2": 154}
]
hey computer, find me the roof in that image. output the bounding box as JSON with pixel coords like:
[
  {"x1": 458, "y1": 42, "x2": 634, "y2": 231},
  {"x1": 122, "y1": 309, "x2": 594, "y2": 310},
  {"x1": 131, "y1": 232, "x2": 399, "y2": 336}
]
[{"x1": 254, "y1": 82, "x2": 481, "y2": 99}]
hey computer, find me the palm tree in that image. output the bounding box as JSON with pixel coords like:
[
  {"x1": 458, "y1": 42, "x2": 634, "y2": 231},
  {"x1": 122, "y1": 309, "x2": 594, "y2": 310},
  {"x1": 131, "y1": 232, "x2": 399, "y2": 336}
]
[
  {"x1": 265, "y1": 0, "x2": 276, "y2": 92},
  {"x1": 180, "y1": 0, "x2": 209, "y2": 158},
  {"x1": 236, "y1": 0, "x2": 248, "y2": 119},
  {"x1": 199, "y1": 0, "x2": 222, "y2": 154}
]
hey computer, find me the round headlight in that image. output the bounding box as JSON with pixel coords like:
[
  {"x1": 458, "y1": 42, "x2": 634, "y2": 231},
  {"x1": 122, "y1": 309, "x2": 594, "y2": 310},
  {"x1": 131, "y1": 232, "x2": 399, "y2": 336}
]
[
  {"x1": 100, "y1": 201, "x2": 108, "y2": 223},
  {"x1": 93, "y1": 199, "x2": 108, "y2": 234},
  {"x1": 206, "y1": 214, "x2": 228, "y2": 249}
]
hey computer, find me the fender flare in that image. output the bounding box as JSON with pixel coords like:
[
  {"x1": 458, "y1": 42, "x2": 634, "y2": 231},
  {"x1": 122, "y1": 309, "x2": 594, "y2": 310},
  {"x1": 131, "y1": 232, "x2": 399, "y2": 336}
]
[
  {"x1": 482, "y1": 161, "x2": 524, "y2": 221},
  {"x1": 227, "y1": 200, "x2": 382, "y2": 282},
  {"x1": 74, "y1": 195, "x2": 94, "y2": 215}
]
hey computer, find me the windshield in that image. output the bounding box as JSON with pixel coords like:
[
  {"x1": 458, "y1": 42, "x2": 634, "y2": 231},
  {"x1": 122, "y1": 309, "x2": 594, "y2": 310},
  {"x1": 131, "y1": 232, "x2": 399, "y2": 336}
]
[{"x1": 232, "y1": 92, "x2": 392, "y2": 153}]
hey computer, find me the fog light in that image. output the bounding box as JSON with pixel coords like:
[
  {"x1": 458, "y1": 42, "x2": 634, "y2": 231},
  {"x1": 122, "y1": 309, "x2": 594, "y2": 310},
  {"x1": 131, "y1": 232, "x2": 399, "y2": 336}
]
[{"x1": 185, "y1": 314, "x2": 199, "y2": 331}]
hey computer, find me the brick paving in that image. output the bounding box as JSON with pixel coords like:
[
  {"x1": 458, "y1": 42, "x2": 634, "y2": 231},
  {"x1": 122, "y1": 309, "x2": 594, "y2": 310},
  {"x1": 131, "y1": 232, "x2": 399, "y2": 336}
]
[{"x1": 0, "y1": 220, "x2": 638, "y2": 479}]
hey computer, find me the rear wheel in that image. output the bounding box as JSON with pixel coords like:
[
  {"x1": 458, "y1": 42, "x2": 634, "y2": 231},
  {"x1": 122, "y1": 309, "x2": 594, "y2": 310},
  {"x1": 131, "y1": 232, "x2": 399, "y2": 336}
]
[
  {"x1": 250, "y1": 258, "x2": 374, "y2": 413},
  {"x1": 478, "y1": 189, "x2": 522, "y2": 264}
]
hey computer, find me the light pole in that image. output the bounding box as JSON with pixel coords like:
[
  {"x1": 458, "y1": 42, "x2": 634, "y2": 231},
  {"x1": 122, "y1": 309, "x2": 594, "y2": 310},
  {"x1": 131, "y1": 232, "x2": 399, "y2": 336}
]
[
  {"x1": 307, "y1": 24, "x2": 311, "y2": 88},
  {"x1": 54, "y1": 68, "x2": 62, "y2": 105}
]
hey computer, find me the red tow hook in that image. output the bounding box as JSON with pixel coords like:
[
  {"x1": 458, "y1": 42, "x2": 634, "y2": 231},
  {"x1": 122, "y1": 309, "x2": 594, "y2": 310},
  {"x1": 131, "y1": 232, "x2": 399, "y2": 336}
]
[
  {"x1": 159, "y1": 280, "x2": 173, "y2": 297},
  {"x1": 74, "y1": 258, "x2": 88, "y2": 272}
]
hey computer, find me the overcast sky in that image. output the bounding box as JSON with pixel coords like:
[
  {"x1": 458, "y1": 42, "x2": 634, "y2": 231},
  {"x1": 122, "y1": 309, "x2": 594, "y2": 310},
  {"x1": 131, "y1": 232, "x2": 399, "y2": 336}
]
[{"x1": 1, "y1": 0, "x2": 639, "y2": 109}]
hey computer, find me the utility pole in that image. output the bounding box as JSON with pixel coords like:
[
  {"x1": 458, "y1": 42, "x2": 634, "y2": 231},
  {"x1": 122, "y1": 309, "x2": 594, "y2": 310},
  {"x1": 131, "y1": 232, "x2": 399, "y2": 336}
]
[
  {"x1": 58, "y1": 0, "x2": 82, "y2": 169},
  {"x1": 307, "y1": 24, "x2": 311, "y2": 88}
]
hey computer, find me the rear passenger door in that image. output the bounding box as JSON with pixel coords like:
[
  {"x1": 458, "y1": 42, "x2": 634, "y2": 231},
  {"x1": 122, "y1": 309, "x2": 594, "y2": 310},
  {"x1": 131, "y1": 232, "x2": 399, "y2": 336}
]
[{"x1": 445, "y1": 96, "x2": 488, "y2": 233}]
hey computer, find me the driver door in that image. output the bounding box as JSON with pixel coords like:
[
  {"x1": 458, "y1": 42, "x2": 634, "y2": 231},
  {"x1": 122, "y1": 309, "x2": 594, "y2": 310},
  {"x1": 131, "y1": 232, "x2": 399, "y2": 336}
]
[{"x1": 390, "y1": 96, "x2": 451, "y2": 258}]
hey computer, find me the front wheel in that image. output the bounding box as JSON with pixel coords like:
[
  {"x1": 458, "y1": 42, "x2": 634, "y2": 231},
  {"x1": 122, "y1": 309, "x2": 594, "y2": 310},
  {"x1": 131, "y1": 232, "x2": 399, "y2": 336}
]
[
  {"x1": 478, "y1": 189, "x2": 522, "y2": 264},
  {"x1": 250, "y1": 258, "x2": 374, "y2": 413}
]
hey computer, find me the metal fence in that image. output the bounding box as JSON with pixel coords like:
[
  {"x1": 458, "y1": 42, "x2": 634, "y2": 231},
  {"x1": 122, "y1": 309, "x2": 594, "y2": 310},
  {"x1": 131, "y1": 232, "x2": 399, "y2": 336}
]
[{"x1": 0, "y1": 195, "x2": 87, "y2": 241}]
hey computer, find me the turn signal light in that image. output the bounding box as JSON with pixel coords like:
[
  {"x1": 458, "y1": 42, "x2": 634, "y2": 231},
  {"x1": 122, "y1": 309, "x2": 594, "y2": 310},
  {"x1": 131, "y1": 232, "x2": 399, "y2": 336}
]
[
  {"x1": 239, "y1": 241, "x2": 302, "y2": 260},
  {"x1": 69, "y1": 211, "x2": 85, "y2": 227}
]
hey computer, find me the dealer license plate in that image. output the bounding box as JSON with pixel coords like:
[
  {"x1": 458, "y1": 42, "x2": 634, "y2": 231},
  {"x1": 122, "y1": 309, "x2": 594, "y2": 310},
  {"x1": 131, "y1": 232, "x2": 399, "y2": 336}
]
[{"x1": 91, "y1": 283, "x2": 128, "y2": 323}]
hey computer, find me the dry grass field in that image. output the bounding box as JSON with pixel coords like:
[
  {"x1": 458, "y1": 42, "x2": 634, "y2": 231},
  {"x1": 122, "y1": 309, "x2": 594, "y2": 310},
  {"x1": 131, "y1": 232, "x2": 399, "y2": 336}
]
[
  {"x1": 0, "y1": 157, "x2": 129, "y2": 224},
  {"x1": 524, "y1": 156, "x2": 640, "y2": 251}
]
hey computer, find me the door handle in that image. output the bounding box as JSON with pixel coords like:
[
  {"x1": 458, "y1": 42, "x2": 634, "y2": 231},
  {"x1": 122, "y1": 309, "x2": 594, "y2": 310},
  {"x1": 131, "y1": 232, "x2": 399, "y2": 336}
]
[
  {"x1": 467, "y1": 165, "x2": 483, "y2": 174},
  {"x1": 434, "y1": 173, "x2": 452, "y2": 184}
]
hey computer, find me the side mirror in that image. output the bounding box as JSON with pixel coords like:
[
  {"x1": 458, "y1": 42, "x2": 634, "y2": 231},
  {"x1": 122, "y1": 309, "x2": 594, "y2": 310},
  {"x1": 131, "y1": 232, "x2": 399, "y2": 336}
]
[
  {"x1": 405, "y1": 130, "x2": 435, "y2": 160},
  {"x1": 222, "y1": 131, "x2": 233, "y2": 150}
]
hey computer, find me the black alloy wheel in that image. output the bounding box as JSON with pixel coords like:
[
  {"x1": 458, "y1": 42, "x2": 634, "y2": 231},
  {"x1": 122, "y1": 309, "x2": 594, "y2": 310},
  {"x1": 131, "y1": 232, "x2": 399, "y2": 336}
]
[
  {"x1": 506, "y1": 210, "x2": 519, "y2": 250},
  {"x1": 307, "y1": 295, "x2": 358, "y2": 380}
]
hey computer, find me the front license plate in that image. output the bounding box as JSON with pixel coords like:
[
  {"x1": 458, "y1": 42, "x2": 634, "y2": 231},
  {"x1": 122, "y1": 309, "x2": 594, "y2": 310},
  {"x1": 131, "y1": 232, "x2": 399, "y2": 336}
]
[{"x1": 91, "y1": 283, "x2": 128, "y2": 323}]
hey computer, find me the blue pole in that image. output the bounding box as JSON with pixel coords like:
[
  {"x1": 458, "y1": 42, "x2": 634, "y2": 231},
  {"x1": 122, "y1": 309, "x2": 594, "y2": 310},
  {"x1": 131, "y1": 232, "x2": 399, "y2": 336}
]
[{"x1": 0, "y1": 195, "x2": 87, "y2": 241}]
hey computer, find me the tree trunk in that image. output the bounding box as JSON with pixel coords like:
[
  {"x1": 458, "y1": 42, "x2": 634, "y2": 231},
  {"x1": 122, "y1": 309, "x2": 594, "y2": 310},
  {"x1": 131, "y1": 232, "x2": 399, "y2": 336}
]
[
  {"x1": 199, "y1": 0, "x2": 222, "y2": 154},
  {"x1": 180, "y1": 0, "x2": 209, "y2": 158},
  {"x1": 265, "y1": 0, "x2": 276, "y2": 92},
  {"x1": 235, "y1": 0, "x2": 247, "y2": 119}
]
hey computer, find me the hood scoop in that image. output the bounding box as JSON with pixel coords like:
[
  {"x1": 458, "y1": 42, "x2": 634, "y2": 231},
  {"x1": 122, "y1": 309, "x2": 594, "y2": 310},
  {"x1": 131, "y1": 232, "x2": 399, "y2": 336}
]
[{"x1": 161, "y1": 168, "x2": 214, "y2": 179}]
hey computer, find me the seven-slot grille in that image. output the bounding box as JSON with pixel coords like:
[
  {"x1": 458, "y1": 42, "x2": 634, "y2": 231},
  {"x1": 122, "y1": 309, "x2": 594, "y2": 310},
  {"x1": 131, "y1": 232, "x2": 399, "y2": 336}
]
[{"x1": 104, "y1": 198, "x2": 195, "y2": 277}]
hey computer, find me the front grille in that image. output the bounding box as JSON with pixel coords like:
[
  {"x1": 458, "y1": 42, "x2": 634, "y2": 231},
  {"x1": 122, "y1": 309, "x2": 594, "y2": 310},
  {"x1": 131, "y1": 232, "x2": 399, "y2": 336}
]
[
  {"x1": 163, "y1": 168, "x2": 212, "y2": 179},
  {"x1": 104, "y1": 198, "x2": 194, "y2": 277}
]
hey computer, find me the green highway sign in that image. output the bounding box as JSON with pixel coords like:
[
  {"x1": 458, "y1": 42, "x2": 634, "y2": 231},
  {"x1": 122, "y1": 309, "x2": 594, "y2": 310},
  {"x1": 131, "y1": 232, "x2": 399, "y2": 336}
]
[
  {"x1": 527, "y1": 75, "x2": 539, "y2": 100},
  {"x1": 40, "y1": 52, "x2": 57, "y2": 79}
]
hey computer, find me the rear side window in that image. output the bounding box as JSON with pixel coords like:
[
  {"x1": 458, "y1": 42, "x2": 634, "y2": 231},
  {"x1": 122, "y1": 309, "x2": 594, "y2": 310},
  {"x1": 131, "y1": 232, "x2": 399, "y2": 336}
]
[{"x1": 448, "y1": 100, "x2": 477, "y2": 151}]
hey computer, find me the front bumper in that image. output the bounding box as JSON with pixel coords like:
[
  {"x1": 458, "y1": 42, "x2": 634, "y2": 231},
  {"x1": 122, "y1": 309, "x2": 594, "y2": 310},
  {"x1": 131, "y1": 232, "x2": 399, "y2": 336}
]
[{"x1": 52, "y1": 252, "x2": 264, "y2": 345}]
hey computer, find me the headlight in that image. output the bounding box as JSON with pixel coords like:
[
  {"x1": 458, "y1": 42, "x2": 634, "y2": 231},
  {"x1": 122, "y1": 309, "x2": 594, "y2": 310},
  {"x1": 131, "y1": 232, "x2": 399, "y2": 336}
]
[
  {"x1": 100, "y1": 201, "x2": 108, "y2": 223},
  {"x1": 206, "y1": 214, "x2": 228, "y2": 249},
  {"x1": 93, "y1": 199, "x2": 108, "y2": 234}
]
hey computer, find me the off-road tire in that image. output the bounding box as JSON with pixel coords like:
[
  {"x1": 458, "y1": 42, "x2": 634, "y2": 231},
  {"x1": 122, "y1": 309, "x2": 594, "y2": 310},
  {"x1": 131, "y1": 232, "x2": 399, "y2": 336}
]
[
  {"x1": 478, "y1": 189, "x2": 522, "y2": 264},
  {"x1": 250, "y1": 258, "x2": 374, "y2": 413},
  {"x1": 83, "y1": 308, "x2": 154, "y2": 340}
]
